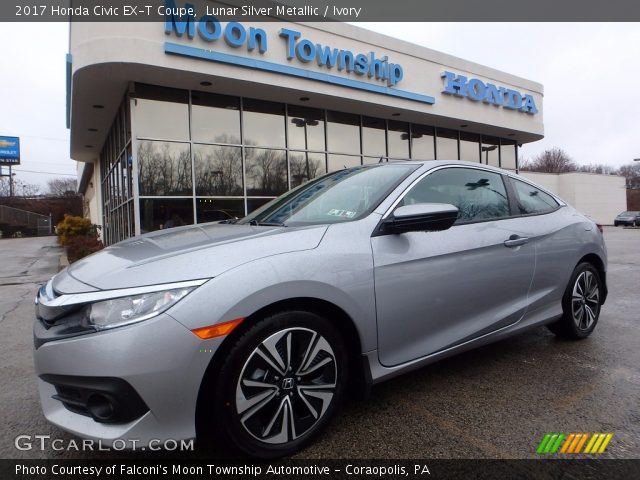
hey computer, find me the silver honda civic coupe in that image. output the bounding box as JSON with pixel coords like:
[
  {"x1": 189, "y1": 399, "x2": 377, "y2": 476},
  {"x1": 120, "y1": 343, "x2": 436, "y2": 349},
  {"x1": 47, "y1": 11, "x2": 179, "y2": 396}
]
[{"x1": 34, "y1": 161, "x2": 607, "y2": 458}]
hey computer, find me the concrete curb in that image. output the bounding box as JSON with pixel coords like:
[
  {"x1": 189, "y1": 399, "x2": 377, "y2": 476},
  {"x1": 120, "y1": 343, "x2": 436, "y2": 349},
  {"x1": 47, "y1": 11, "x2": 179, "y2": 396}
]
[{"x1": 58, "y1": 252, "x2": 70, "y2": 272}]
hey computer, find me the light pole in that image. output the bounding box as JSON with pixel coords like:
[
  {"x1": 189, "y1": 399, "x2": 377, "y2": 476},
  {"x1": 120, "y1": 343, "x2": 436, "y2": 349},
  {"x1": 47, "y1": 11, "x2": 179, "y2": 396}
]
[
  {"x1": 401, "y1": 132, "x2": 423, "y2": 158},
  {"x1": 0, "y1": 167, "x2": 15, "y2": 196},
  {"x1": 481, "y1": 145, "x2": 498, "y2": 165}
]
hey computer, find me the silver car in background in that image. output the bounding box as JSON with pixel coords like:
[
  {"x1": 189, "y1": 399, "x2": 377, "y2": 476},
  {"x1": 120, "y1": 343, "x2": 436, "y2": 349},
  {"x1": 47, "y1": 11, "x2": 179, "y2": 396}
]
[{"x1": 34, "y1": 161, "x2": 608, "y2": 458}]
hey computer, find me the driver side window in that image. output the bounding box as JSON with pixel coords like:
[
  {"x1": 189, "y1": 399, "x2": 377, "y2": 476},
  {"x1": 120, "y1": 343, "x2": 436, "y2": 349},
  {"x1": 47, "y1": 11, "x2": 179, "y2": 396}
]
[{"x1": 400, "y1": 167, "x2": 510, "y2": 223}]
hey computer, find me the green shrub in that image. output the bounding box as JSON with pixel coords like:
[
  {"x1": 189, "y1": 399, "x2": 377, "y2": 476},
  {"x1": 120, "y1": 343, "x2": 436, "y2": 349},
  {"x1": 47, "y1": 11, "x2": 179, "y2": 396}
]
[
  {"x1": 56, "y1": 214, "x2": 99, "y2": 246},
  {"x1": 56, "y1": 214, "x2": 103, "y2": 262}
]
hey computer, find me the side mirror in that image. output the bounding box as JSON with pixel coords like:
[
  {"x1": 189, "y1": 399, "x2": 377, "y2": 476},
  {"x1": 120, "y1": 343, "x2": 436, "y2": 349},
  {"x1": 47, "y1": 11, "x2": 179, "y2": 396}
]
[{"x1": 379, "y1": 203, "x2": 459, "y2": 235}]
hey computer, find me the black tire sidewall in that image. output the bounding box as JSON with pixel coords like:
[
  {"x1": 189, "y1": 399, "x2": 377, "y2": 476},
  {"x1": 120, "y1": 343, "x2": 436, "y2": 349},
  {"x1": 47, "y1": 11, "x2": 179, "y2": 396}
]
[
  {"x1": 213, "y1": 310, "x2": 348, "y2": 458},
  {"x1": 561, "y1": 262, "x2": 603, "y2": 338}
]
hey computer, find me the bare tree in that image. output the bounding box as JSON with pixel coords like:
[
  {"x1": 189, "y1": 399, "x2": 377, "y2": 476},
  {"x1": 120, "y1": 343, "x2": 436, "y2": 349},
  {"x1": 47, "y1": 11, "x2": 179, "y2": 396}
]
[
  {"x1": 0, "y1": 178, "x2": 40, "y2": 197},
  {"x1": 47, "y1": 177, "x2": 78, "y2": 196},
  {"x1": 619, "y1": 162, "x2": 640, "y2": 189},
  {"x1": 290, "y1": 153, "x2": 323, "y2": 187},
  {"x1": 520, "y1": 148, "x2": 577, "y2": 173},
  {"x1": 137, "y1": 141, "x2": 192, "y2": 196},
  {"x1": 194, "y1": 144, "x2": 243, "y2": 196},
  {"x1": 576, "y1": 163, "x2": 617, "y2": 175},
  {"x1": 245, "y1": 149, "x2": 288, "y2": 196}
]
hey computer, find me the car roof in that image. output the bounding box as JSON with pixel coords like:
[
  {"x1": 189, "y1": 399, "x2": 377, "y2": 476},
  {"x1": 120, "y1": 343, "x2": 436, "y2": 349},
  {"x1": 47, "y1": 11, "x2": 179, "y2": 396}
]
[
  {"x1": 369, "y1": 159, "x2": 566, "y2": 206},
  {"x1": 375, "y1": 159, "x2": 513, "y2": 176}
]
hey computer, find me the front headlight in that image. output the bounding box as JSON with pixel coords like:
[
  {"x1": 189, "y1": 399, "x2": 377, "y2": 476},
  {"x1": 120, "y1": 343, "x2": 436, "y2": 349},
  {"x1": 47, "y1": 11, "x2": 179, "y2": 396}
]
[{"x1": 82, "y1": 287, "x2": 194, "y2": 331}]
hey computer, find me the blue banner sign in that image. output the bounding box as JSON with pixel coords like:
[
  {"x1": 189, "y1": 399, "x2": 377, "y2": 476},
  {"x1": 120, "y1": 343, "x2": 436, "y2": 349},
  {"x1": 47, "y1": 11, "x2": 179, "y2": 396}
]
[{"x1": 0, "y1": 136, "x2": 20, "y2": 165}]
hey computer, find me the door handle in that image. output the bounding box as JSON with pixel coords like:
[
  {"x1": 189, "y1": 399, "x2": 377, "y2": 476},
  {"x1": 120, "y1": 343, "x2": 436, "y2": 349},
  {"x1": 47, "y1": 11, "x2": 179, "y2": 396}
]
[{"x1": 504, "y1": 234, "x2": 529, "y2": 248}]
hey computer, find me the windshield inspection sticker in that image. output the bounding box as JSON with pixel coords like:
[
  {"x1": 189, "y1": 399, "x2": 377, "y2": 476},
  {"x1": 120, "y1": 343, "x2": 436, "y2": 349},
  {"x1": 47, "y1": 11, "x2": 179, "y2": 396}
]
[{"x1": 327, "y1": 209, "x2": 357, "y2": 218}]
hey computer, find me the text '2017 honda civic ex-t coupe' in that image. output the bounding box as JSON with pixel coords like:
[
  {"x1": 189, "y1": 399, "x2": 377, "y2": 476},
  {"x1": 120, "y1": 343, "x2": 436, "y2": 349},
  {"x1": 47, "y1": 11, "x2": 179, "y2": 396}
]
[{"x1": 34, "y1": 161, "x2": 607, "y2": 458}]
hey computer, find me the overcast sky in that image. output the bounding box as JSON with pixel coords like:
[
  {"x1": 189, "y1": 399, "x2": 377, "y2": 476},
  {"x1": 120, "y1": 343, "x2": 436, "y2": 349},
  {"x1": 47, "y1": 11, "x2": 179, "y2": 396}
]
[{"x1": 1, "y1": 22, "x2": 639, "y2": 191}]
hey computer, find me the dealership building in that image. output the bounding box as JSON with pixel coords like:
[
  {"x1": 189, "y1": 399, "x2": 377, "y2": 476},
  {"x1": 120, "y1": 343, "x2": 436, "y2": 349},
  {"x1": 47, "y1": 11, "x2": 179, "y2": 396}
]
[{"x1": 70, "y1": 17, "x2": 547, "y2": 245}]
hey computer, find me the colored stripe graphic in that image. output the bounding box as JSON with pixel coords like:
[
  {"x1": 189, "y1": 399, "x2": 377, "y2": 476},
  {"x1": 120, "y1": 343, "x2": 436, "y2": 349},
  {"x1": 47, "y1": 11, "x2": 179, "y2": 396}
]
[
  {"x1": 584, "y1": 433, "x2": 599, "y2": 453},
  {"x1": 536, "y1": 433, "x2": 565, "y2": 454},
  {"x1": 538, "y1": 433, "x2": 613, "y2": 454},
  {"x1": 560, "y1": 433, "x2": 575, "y2": 453},
  {"x1": 536, "y1": 434, "x2": 552, "y2": 454},
  {"x1": 573, "y1": 433, "x2": 589, "y2": 453}
]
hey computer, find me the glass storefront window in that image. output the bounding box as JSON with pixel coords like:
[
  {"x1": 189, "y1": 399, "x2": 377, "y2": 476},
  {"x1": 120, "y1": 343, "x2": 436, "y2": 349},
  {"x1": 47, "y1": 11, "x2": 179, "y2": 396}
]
[
  {"x1": 245, "y1": 148, "x2": 288, "y2": 196},
  {"x1": 328, "y1": 154, "x2": 361, "y2": 172},
  {"x1": 196, "y1": 198, "x2": 245, "y2": 223},
  {"x1": 436, "y1": 128, "x2": 459, "y2": 160},
  {"x1": 459, "y1": 131, "x2": 481, "y2": 162},
  {"x1": 134, "y1": 85, "x2": 189, "y2": 141},
  {"x1": 363, "y1": 156, "x2": 384, "y2": 165},
  {"x1": 387, "y1": 121, "x2": 410, "y2": 159},
  {"x1": 327, "y1": 111, "x2": 360, "y2": 154},
  {"x1": 120, "y1": 154, "x2": 129, "y2": 199},
  {"x1": 410, "y1": 124, "x2": 435, "y2": 160},
  {"x1": 193, "y1": 144, "x2": 243, "y2": 196},
  {"x1": 137, "y1": 141, "x2": 192, "y2": 196},
  {"x1": 140, "y1": 198, "x2": 194, "y2": 233},
  {"x1": 501, "y1": 139, "x2": 517, "y2": 170},
  {"x1": 109, "y1": 82, "x2": 524, "y2": 246},
  {"x1": 288, "y1": 106, "x2": 325, "y2": 151},
  {"x1": 481, "y1": 136, "x2": 500, "y2": 167},
  {"x1": 191, "y1": 92, "x2": 241, "y2": 144},
  {"x1": 247, "y1": 197, "x2": 274, "y2": 214},
  {"x1": 362, "y1": 116, "x2": 386, "y2": 157},
  {"x1": 290, "y1": 151, "x2": 327, "y2": 188},
  {"x1": 243, "y1": 99, "x2": 285, "y2": 148}
]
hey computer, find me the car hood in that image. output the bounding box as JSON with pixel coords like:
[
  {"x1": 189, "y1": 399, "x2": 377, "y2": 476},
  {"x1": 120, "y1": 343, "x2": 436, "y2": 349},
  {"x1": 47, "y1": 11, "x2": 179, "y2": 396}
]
[{"x1": 55, "y1": 223, "x2": 328, "y2": 292}]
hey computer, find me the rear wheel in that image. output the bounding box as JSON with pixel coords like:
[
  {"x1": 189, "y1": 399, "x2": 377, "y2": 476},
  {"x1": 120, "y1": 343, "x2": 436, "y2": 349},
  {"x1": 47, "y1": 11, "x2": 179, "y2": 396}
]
[
  {"x1": 548, "y1": 262, "x2": 602, "y2": 339},
  {"x1": 212, "y1": 311, "x2": 347, "y2": 458}
]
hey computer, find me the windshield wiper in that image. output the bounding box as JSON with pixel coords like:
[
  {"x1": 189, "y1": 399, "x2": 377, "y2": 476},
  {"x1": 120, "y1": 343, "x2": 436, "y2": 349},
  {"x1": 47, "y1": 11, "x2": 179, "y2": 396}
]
[{"x1": 248, "y1": 220, "x2": 286, "y2": 227}]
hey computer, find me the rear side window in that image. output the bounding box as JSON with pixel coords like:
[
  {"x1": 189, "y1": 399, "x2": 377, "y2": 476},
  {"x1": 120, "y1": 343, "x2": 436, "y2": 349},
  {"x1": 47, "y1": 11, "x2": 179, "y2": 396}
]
[
  {"x1": 401, "y1": 167, "x2": 510, "y2": 223},
  {"x1": 511, "y1": 178, "x2": 559, "y2": 214}
]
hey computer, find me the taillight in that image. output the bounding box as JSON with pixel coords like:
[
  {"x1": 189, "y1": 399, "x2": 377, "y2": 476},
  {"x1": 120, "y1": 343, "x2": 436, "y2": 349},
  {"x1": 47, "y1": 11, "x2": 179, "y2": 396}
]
[{"x1": 596, "y1": 223, "x2": 603, "y2": 234}]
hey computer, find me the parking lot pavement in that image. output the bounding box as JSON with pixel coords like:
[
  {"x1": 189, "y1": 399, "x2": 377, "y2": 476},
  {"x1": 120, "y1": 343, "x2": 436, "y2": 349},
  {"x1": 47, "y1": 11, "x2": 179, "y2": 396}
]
[{"x1": 0, "y1": 228, "x2": 638, "y2": 459}]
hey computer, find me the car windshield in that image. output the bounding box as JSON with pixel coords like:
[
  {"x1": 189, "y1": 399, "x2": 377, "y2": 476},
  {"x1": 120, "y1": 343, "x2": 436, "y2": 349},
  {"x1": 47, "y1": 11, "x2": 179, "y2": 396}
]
[{"x1": 238, "y1": 164, "x2": 417, "y2": 226}]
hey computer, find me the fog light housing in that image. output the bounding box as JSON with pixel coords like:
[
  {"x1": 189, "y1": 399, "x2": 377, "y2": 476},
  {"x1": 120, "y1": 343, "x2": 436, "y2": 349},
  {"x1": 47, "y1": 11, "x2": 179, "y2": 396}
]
[{"x1": 41, "y1": 374, "x2": 148, "y2": 424}]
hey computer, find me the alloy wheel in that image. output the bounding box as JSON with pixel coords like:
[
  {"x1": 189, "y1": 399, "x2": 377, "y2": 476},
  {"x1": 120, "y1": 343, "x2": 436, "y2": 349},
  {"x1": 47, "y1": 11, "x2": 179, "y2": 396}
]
[
  {"x1": 235, "y1": 328, "x2": 337, "y2": 445},
  {"x1": 571, "y1": 271, "x2": 600, "y2": 331}
]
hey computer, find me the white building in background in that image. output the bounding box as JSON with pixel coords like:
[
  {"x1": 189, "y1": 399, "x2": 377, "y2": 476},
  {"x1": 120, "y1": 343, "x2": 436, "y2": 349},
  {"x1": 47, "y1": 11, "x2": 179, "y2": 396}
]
[
  {"x1": 66, "y1": 5, "x2": 626, "y2": 242},
  {"x1": 68, "y1": 14, "x2": 545, "y2": 245},
  {"x1": 521, "y1": 172, "x2": 627, "y2": 225}
]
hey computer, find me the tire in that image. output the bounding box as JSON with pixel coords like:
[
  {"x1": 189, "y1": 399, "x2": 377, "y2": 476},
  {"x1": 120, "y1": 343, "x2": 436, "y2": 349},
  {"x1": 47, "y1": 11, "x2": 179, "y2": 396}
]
[
  {"x1": 211, "y1": 310, "x2": 347, "y2": 458},
  {"x1": 614, "y1": 222, "x2": 619, "y2": 227},
  {"x1": 547, "y1": 262, "x2": 603, "y2": 339}
]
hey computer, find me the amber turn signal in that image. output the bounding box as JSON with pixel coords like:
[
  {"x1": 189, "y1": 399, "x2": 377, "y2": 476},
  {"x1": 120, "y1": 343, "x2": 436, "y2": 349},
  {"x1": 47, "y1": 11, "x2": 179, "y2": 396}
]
[{"x1": 191, "y1": 318, "x2": 244, "y2": 339}]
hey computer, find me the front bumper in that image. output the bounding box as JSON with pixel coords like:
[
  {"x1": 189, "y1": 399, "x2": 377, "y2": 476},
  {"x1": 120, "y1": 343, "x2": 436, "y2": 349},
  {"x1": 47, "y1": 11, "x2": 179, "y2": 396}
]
[{"x1": 33, "y1": 313, "x2": 224, "y2": 446}]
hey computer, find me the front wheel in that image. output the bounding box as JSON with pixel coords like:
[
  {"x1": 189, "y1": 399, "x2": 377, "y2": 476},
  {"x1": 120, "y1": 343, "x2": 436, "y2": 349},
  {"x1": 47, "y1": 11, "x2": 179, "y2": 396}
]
[
  {"x1": 548, "y1": 262, "x2": 603, "y2": 339},
  {"x1": 212, "y1": 311, "x2": 347, "y2": 458}
]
